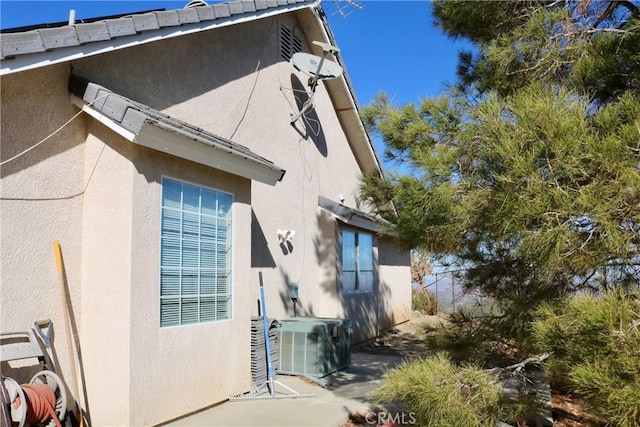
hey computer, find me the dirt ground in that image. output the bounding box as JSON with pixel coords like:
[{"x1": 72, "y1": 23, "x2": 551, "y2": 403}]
[
  {"x1": 351, "y1": 312, "x2": 602, "y2": 427},
  {"x1": 352, "y1": 312, "x2": 441, "y2": 358}
]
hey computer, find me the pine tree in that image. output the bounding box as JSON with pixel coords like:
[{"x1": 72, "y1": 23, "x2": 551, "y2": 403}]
[{"x1": 360, "y1": 1, "x2": 640, "y2": 336}]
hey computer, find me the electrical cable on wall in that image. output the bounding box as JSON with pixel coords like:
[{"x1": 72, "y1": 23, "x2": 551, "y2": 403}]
[
  {"x1": 0, "y1": 145, "x2": 105, "y2": 201},
  {"x1": 1, "y1": 93, "x2": 111, "y2": 167},
  {"x1": 229, "y1": 61, "x2": 261, "y2": 140},
  {"x1": 279, "y1": 83, "x2": 322, "y2": 138}
]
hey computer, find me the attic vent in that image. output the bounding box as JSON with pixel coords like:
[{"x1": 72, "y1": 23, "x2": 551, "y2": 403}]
[{"x1": 280, "y1": 24, "x2": 303, "y2": 62}]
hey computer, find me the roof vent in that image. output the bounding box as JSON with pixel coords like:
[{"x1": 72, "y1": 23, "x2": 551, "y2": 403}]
[{"x1": 280, "y1": 24, "x2": 303, "y2": 62}]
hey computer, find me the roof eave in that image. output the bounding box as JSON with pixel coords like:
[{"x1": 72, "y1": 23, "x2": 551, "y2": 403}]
[
  {"x1": 1, "y1": 1, "x2": 315, "y2": 76},
  {"x1": 70, "y1": 94, "x2": 286, "y2": 186},
  {"x1": 138, "y1": 121, "x2": 286, "y2": 186},
  {"x1": 303, "y1": 5, "x2": 385, "y2": 179},
  {"x1": 318, "y1": 195, "x2": 393, "y2": 236}
]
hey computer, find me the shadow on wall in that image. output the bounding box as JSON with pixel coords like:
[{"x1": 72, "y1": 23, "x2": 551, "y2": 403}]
[
  {"x1": 274, "y1": 209, "x2": 401, "y2": 345},
  {"x1": 70, "y1": 17, "x2": 284, "y2": 114},
  {"x1": 251, "y1": 209, "x2": 276, "y2": 269},
  {"x1": 273, "y1": 210, "x2": 336, "y2": 319},
  {"x1": 289, "y1": 74, "x2": 328, "y2": 157}
]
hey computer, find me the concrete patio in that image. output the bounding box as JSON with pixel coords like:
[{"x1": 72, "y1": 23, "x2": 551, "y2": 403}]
[{"x1": 162, "y1": 351, "x2": 408, "y2": 427}]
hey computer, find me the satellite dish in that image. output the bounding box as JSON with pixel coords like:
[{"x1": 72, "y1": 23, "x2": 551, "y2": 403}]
[
  {"x1": 290, "y1": 41, "x2": 343, "y2": 124},
  {"x1": 291, "y1": 53, "x2": 344, "y2": 80},
  {"x1": 185, "y1": 0, "x2": 208, "y2": 8}
]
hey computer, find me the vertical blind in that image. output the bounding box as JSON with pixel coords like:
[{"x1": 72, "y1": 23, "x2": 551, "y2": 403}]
[
  {"x1": 160, "y1": 178, "x2": 233, "y2": 327},
  {"x1": 341, "y1": 230, "x2": 374, "y2": 293}
]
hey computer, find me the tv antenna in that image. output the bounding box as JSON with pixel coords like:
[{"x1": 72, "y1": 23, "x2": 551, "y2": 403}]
[
  {"x1": 329, "y1": 0, "x2": 364, "y2": 19},
  {"x1": 290, "y1": 41, "x2": 343, "y2": 124}
]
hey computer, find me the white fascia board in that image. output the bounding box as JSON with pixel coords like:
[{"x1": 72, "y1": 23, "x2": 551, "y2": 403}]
[
  {"x1": 136, "y1": 122, "x2": 282, "y2": 186},
  {"x1": 310, "y1": 6, "x2": 385, "y2": 179},
  {"x1": 1, "y1": 3, "x2": 312, "y2": 76}
]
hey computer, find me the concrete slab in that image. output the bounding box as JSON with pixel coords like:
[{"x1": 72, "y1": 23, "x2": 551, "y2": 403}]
[{"x1": 162, "y1": 352, "x2": 407, "y2": 427}]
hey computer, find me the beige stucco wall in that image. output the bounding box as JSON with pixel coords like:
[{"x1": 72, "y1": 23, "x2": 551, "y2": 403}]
[
  {"x1": 1, "y1": 8, "x2": 410, "y2": 426},
  {"x1": 1, "y1": 64, "x2": 86, "y2": 397},
  {"x1": 1, "y1": 64, "x2": 253, "y2": 426},
  {"x1": 69, "y1": 12, "x2": 410, "y2": 343},
  {"x1": 127, "y1": 141, "x2": 253, "y2": 426}
]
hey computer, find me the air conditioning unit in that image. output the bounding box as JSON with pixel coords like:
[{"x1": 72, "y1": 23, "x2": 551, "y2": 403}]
[{"x1": 277, "y1": 317, "x2": 351, "y2": 377}]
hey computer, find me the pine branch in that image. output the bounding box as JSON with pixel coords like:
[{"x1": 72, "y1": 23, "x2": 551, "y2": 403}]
[{"x1": 484, "y1": 353, "x2": 550, "y2": 379}]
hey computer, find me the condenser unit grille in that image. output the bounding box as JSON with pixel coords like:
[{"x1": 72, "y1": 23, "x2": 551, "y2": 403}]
[{"x1": 277, "y1": 318, "x2": 351, "y2": 377}]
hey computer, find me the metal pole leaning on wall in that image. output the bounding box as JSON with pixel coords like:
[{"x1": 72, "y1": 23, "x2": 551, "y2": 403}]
[{"x1": 54, "y1": 241, "x2": 86, "y2": 427}]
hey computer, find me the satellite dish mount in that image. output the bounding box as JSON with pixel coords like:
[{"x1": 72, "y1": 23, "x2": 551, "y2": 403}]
[{"x1": 290, "y1": 41, "x2": 343, "y2": 124}]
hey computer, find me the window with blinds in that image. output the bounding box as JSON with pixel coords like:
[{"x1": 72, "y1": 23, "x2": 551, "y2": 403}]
[
  {"x1": 341, "y1": 229, "x2": 374, "y2": 293},
  {"x1": 160, "y1": 178, "x2": 233, "y2": 327}
]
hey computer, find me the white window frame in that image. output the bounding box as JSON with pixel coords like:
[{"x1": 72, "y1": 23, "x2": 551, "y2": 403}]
[
  {"x1": 159, "y1": 177, "x2": 233, "y2": 327},
  {"x1": 340, "y1": 228, "x2": 375, "y2": 294}
]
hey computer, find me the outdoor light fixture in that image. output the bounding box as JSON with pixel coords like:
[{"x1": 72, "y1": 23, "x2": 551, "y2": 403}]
[{"x1": 289, "y1": 282, "x2": 299, "y2": 317}]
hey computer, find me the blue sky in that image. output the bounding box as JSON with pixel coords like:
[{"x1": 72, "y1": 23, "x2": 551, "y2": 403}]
[
  {"x1": 1, "y1": 1, "x2": 470, "y2": 103},
  {"x1": 1, "y1": 0, "x2": 471, "y2": 165}
]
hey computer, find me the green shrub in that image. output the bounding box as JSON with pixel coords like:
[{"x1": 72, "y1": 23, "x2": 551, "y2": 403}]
[
  {"x1": 423, "y1": 305, "x2": 523, "y2": 365},
  {"x1": 373, "y1": 353, "x2": 510, "y2": 427},
  {"x1": 532, "y1": 288, "x2": 640, "y2": 426},
  {"x1": 412, "y1": 287, "x2": 438, "y2": 314}
]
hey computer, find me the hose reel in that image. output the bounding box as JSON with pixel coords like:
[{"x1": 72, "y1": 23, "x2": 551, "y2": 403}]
[
  {"x1": 1, "y1": 328, "x2": 68, "y2": 427},
  {"x1": 3, "y1": 371, "x2": 67, "y2": 427}
]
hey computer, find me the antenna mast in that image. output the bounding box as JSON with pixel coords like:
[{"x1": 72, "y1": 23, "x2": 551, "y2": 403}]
[
  {"x1": 329, "y1": 0, "x2": 363, "y2": 18},
  {"x1": 290, "y1": 41, "x2": 343, "y2": 124}
]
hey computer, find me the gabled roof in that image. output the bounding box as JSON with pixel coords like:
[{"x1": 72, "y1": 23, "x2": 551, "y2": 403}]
[
  {"x1": 0, "y1": 0, "x2": 315, "y2": 75},
  {"x1": 69, "y1": 74, "x2": 286, "y2": 185},
  {"x1": 1, "y1": 0, "x2": 385, "y2": 179}
]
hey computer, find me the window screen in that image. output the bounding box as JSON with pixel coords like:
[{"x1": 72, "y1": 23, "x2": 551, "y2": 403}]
[{"x1": 160, "y1": 178, "x2": 233, "y2": 327}]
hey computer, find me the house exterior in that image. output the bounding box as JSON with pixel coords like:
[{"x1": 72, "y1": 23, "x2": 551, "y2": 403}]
[{"x1": 0, "y1": 1, "x2": 411, "y2": 425}]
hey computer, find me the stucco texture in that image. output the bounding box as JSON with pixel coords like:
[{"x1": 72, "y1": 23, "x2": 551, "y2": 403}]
[{"x1": 1, "y1": 9, "x2": 410, "y2": 426}]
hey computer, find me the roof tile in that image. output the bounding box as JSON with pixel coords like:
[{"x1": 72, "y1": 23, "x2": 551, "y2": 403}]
[
  {"x1": 241, "y1": 1, "x2": 257, "y2": 13},
  {"x1": 1, "y1": 32, "x2": 45, "y2": 58},
  {"x1": 39, "y1": 27, "x2": 80, "y2": 50},
  {"x1": 155, "y1": 10, "x2": 181, "y2": 27},
  {"x1": 105, "y1": 18, "x2": 137, "y2": 37},
  {"x1": 195, "y1": 5, "x2": 216, "y2": 21},
  {"x1": 74, "y1": 22, "x2": 111, "y2": 44},
  {"x1": 131, "y1": 13, "x2": 160, "y2": 32},
  {"x1": 177, "y1": 8, "x2": 200, "y2": 24},
  {"x1": 212, "y1": 4, "x2": 231, "y2": 18},
  {"x1": 101, "y1": 95, "x2": 131, "y2": 122},
  {"x1": 228, "y1": 2, "x2": 244, "y2": 15},
  {"x1": 255, "y1": 1, "x2": 269, "y2": 10}
]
